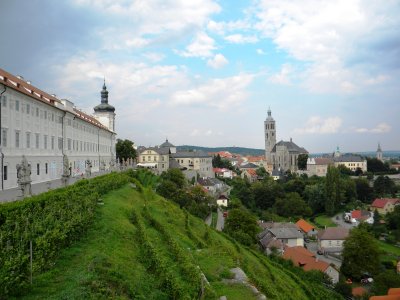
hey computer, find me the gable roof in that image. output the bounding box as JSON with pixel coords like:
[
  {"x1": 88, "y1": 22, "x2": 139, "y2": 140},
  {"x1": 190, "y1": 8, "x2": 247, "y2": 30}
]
[
  {"x1": 333, "y1": 155, "x2": 364, "y2": 162},
  {"x1": 314, "y1": 157, "x2": 334, "y2": 165},
  {"x1": 318, "y1": 227, "x2": 349, "y2": 240},
  {"x1": 351, "y1": 210, "x2": 371, "y2": 220},
  {"x1": 140, "y1": 147, "x2": 170, "y2": 155},
  {"x1": 269, "y1": 227, "x2": 303, "y2": 239},
  {"x1": 283, "y1": 246, "x2": 329, "y2": 273},
  {"x1": 171, "y1": 150, "x2": 210, "y2": 158},
  {"x1": 243, "y1": 169, "x2": 258, "y2": 177},
  {"x1": 272, "y1": 140, "x2": 308, "y2": 154},
  {"x1": 296, "y1": 219, "x2": 315, "y2": 233},
  {"x1": 240, "y1": 162, "x2": 259, "y2": 169},
  {"x1": 371, "y1": 198, "x2": 400, "y2": 208}
]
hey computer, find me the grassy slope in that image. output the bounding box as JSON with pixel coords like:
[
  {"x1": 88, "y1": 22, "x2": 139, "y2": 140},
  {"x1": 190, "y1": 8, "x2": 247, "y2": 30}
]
[{"x1": 18, "y1": 185, "x2": 341, "y2": 300}]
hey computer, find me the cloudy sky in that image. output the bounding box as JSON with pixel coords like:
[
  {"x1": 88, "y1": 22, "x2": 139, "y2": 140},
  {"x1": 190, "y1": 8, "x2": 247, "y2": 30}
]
[{"x1": 1, "y1": 0, "x2": 399, "y2": 152}]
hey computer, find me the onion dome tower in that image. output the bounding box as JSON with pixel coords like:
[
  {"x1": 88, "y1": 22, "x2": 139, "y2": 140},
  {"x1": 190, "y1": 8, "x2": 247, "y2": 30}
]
[{"x1": 93, "y1": 79, "x2": 115, "y2": 131}]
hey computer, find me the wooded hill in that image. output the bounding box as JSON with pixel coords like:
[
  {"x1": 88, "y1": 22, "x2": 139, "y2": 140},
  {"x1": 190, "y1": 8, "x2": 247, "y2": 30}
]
[{"x1": 1, "y1": 172, "x2": 342, "y2": 299}]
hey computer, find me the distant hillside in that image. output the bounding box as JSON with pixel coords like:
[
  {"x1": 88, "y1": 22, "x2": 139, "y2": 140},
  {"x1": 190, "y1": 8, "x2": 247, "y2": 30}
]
[{"x1": 177, "y1": 145, "x2": 265, "y2": 156}]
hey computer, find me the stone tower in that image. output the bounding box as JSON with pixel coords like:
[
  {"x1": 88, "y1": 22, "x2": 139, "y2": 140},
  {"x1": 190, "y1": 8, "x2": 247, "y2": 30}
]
[
  {"x1": 264, "y1": 108, "x2": 276, "y2": 163},
  {"x1": 93, "y1": 79, "x2": 116, "y2": 132},
  {"x1": 376, "y1": 143, "x2": 383, "y2": 161}
]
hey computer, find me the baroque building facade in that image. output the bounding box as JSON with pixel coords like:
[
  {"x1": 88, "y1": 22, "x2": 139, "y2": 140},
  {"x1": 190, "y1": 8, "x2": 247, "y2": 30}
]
[
  {"x1": 264, "y1": 108, "x2": 308, "y2": 172},
  {"x1": 0, "y1": 68, "x2": 116, "y2": 190}
]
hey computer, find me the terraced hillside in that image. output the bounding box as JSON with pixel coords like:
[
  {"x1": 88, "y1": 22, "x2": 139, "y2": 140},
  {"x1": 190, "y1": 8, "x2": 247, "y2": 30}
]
[{"x1": 17, "y1": 184, "x2": 342, "y2": 299}]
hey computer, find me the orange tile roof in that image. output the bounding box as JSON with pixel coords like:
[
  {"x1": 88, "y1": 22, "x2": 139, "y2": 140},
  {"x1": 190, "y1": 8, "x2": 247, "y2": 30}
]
[
  {"x1": 389, "y1": 289, "x2": 400, "y2": 296},
  {"x1": 283, "y1": 246, "x2": 329, "y2": 273},
  {"x1": 352, "y1": 286, "x2": 367, "y2": 297},
  {"x1": 370, "y1": 296, "x2": 400, "y2": 300},
  {"x1": 245, "y1": 169, "x2": 258, "y2": 177},
  {"x1": 372, "y1": 198, "x2": 400, "y2": 208},
  {"x1": 247, "y1": 156, "x2": 265, "y2": 162},
  {"x1": 296, "y1": 219, "x2": 315, "y2": 233}
]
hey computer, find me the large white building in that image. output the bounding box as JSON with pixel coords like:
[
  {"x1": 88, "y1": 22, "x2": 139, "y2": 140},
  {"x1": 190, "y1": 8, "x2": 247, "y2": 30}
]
[{"x1": 0, "y1": 68, "x2": 116, "y2": 190}]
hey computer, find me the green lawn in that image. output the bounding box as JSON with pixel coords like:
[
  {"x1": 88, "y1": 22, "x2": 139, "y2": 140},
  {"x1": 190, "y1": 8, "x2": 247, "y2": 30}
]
[
  {"x1": 377, "y1": 240, "x2": 400, "y2": 257},
  {"x1": 314, "y1": 215, "x2": 337, "y2": 228}
]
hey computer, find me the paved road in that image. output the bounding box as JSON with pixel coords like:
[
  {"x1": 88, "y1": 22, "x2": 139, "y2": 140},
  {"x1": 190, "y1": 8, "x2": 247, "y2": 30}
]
[
  {"x1": 216, "y1": 208, "x2": 224, "y2": 231},
  {"x1": 306, "y1": 241, "x2": 342, "y2": 268},
  {"x1": 331, "y1": 213, "x2": 357, "y2": 229}
]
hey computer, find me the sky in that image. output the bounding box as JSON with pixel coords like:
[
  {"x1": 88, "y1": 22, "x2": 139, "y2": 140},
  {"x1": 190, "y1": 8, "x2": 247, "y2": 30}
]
[{"x1": 1, "y1": 0, "x2": 399, "y2": 153}]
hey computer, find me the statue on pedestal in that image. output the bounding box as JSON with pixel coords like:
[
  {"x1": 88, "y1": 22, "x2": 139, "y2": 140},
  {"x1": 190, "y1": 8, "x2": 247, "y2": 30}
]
[
  {"x1": 100, "y1": 160, "x2": 106, "y2": 172},
  {"x1": 85, "y1": 159, "x2": 92, "y2": 178},
  {"x1": 16, "y1": 155, "x2": 32, "y2": 198},
  {"x1": 61, "y1": 155, "x2": 70, "y2": 186}
]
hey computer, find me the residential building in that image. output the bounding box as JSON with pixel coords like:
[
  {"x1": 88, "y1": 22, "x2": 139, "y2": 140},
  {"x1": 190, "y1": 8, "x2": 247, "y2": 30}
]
[
  {"x1": 264, "y1": 108, "x2": 308, "y2": 172},
  {"x1": 213, "y1": 167, "x2": 234, "y2": 179},
  {"x1": 137, "y1": 147, "x2": 170, "y2": 173},
  {"x1": 171, "y1": 150, "x2": 213, "y2": 178},
  {"x1": 283, "y1": 246, "x2": 339, "y2": 284},
  {"x1": 331, "y1": 148, "x2": 367, "y2": 172},
  {"x1": 241, "y1": 168, "x2": 258, "y2": 183},
  {"x1": 197, "y1": 177, "x2": 225, "y2": 196},
  {"x1": 0, "y1": 68, "x2": 116, "y2": 190},
  {"x1": 350, "y1": 210, "x2": 373, "y2": 224},
  {"x1": 259, "y1": 226, "x2": 304, "y2": 250},
  {"x1": 371, "y1": 198, "x2": 400, "y2": 215},
  {"x1": 296, "y1": 219, "x2": 318, "y2": 237},
  {"x1": 317, "y1": 227, "x2": 349, "y2": 253},
  {"x1": 216, "y1": 194, "x2": 229, "y2": 207}
]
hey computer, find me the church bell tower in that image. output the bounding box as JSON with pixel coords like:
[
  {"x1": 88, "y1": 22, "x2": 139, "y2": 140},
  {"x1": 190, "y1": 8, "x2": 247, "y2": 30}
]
[
  {"x1": 93, "y1": 79, "x2": 116, "y2": 132},
  {"x1": 264, "y1": 108, "x2": 276, "y2": 164}
]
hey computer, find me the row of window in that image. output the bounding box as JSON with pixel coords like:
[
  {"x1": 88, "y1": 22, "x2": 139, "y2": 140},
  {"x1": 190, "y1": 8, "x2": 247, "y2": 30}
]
[
  {"x1": 1, "y1": 128, "x2": 112, "y2": 152},
  {"x1": 2, "y1": 162, "x2": 50, "y2": 181}
]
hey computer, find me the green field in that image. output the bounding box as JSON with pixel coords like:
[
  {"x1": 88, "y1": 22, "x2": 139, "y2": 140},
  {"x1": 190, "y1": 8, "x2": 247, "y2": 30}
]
[
  {"x1": 377, "y1": 240, "x2": 400, "y2": 262},
  {"x1": 17, "y1": 185, "x2": 342, "y2": 299},
  {"x1": 314, "y1": 215, "x2": 337, "y2": 228}
]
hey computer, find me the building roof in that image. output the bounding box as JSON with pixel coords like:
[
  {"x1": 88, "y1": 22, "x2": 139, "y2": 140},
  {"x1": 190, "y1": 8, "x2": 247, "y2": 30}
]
[
  {"x1": 296, "y1": 219, "x2": 315, "y2": 233},
  {"x1": 243, "y1": 169, "x2": 258, "y2": 177},
  {"x1": 371, "y1": 198, "x2": 400, "y2": 208},
  {"x1": 240, "y1": 162, "x2": 259, "y2": 169},
  {"x1": 247, "y1": 156, "x2": 265, "y2": 163},
  {"x1": 213, "y1": 168, "x2": 231, "y2": 173},
  {"x1": 351, "y1": 210, "x2": 371, "y2": 220},
  {"x1": 333, "y1": 155, "x2": 364, "y2": 162},
  {"x1": 314, "y1": 157, "x2": 334, "y2": 165},
  {"x1": 140, "y1": 147, "x2": 170, "y2": 155},
  {"x1": 272, "y1": 140, "x2": 308, "y2": 154},
  {"x1": 318, "y1": 227, "x2": 349, "y2": 240},
  {"x1": 352, "y1": 287, "x2": 367, "y2": 297},
  {"x1": 283, "y1": 246, "x2": 329, "y2": 273},
  {"x1": 389, "y1": 289, "x2": 400, "y2": 296},
  {"x1": 198, "y1": 177, "x2": 216, "y2": 187},
  {"x1": 160, "y1": 139, "x2": 175, "y2": 148},
  {"x1": 258, "y1": 221, "x2": 298, "y2": 231},
  {"x1": 169, "y1": 159, "x2": 182, "y2": 169},
  {"x1": 269, "y1": 227, "x2": 303, "y2": 239},
  {"x1": 210, "y1": 151, "x2": 233, "y2": 158},
  {"x1": 0, "y1": 68, "x2": 111, "y2": 132},
  {"x1": 171, "y1": 150, "x2": 210, "y2": 158}
]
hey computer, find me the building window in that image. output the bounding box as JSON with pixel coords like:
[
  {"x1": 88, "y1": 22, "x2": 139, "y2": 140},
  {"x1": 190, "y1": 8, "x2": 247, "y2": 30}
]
[
  {"x1": 51, "y1": 113, "x2": 54, "y2": 122},
  {"x1": 44, "y1": 135, "x2": 48, "y2": 149},
  {"x1": 51, "y1": 136, "x2": 55, "y2": 150},
  {"x1": 26, "y1": 132, "x2": 31, "y2": 148},
  {"x1": 68, "y1": 139, "x2": 71, "y2": 150},
  {"x1": 35, "y1": 133, "x2": 39, "y2": 148},
  {"x1": 44, "y1": 111, "x2": 47, "y2": 119},
  {"x1": 58, "y1": 137, "x2": 63, "y2": 150},
  {"x1": 37, "y1": 163, "x2": 40, "y2": 175},
  {"x1": 1, "y1": 128, "x2": 7, "y2": 147},
  {"x1": 36, "y1": 107, "x2": 39, "y2": 117},
  {"x1": 3, "y1": 165, "x2": 7, "y2": 180},
  {"x1": 45, "y1": 163, "x2": 48, "y2": 174},
  {"x1": 15, "y1": 131, "x2": 20, "y2": 148},
  {"x1": 15, "y1": 100, "x2": 19, "y2": 111},
  {"x1": 26, "y1": 104, "x2": 30, "y2": 114}
]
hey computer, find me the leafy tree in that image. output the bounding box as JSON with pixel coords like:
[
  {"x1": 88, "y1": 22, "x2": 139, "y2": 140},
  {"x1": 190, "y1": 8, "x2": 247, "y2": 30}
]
[
  {"x1": 212, "y1": 154, "x2": 234, "y2": 170},
  {"x1": 230, "y1": 177, "x2": 253, "y2": 208},
  {"x1": 224, "y1": 208, "x2": 259, "y2": 246},
  {"x1": 354, "y1": 177, "x2": 374, "y2": 203},
  {"x1": 304, "y1": 183, "x2": 326, "y2": 214},
  {"x1": 371, "y1": 270, "x2": 400, "y2": 296},
  {"x1": 341, "y1": 177, "x2": 357, "y2": 203},
  {"x1": 251, "y1": 179, "x2": 284, "y2": 210},
  {"x1": 274, "y1": 192, "x2": 312, "y2": 218},
  {"x1": 284, "y1": 178, "x2": 306, "y2": 197},
  {"x1": 337, "y1": 164, "x2": 354, "y2": 176},
  {"x1": 367, "y1": 157, "x2": 389, "y2": 173},
  {"x1": 354, "y1": 167, "x2": 363, "y2": 176},
  {"x1": 256, "y1": 166, "x2": 268, "y2": 178},
  {"x1": 386, "y1": 205, "x2": 400, "y2": 230},
  {"x1": 156, "y1": 179, "x2": 181, "y2": 202},
  {"x1": 160, "y1": 168, "x2": 186, "y2": 189},
  {"x1": 334, "y1": 281, "x2": 352, "y2": 298},
  {"x1": 297, "y1": 154, "x2": 308, "y2": 170},
  {"x1": 325, "y1": 166, "x2": 342, "y2": 215},
  {"x1": 116, "y1": 139, "x2": 137, "y2": 161},
  {"x1": 374, "y1": 175, "x2": 397, "y2": 197},
  {"x1": 341, "y1": 227, "x2": 381, "y2": 280}
]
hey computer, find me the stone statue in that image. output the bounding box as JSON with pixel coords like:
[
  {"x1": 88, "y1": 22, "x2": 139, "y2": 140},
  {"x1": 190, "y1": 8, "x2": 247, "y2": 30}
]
[
  {"x1": 100, "y1": 160, "x2": 106, "y2": 172},
  {"x1": 61, "y1": 155, "x2": 70, "y2": 186},
  {"x1": 16, "y1": 155, "x2": 32, "y2": 198},
  {"x1": 85, "y1": 159, "x2": 92, "y2": 178}
]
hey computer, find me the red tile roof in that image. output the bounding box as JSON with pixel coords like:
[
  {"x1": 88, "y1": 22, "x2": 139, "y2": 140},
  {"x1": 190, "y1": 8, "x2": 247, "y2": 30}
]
[
  {"x1": 247, "y1": 156, "x2": 265, "y2": 162},
  {"x1": 244, "y1": 169, "x2": 258, "y2": 177},
  {"x1": 389, "y1": 289, "x2": 400, "y2": 296},
  {"x1": 283, "y1": 246, "x2": 329, "y2": 273},
  {"x1": 351, "y1": 210, "x2": 370, "y2": 220},
  {"x1": 296, "y1": 219, "x2": 315, "y2": 233},
  {"x1": 371, "y1": 198, "x2": 400, "y2": 208}
]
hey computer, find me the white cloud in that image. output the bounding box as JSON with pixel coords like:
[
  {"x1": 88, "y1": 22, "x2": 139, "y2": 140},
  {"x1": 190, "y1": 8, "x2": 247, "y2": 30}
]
[
  {"x1": 224, "y1": 34, "x2": 258, "y2": 44},
  {"x1": 254, "y1": 0, "x2": 400, "y2": 94},
  {"x1": 125, "y1": 37, "x2": 149, "y2": 48},
  {"x1": 269, "y1": 64, "x2": 293, "y2": 85},
  {"x1": 207, "y1": 54, "x2": 229, "y2": 69},
  {"x1": 256, "y1": 49, "x2": 267, "y2": 55},
  {"x1": 207, "y1": 19, "x2": 252, "y2": 35},
  {"x1": 354, "y1": 123, "x2": 391, "y2": 133},
  {"x1": 170, "y1": 73, "x2": 254, "y2": 109},
  {"x1": 294, "y1": 116, "x2": 342, "y2": 134},
  {"x1": 180, "y1": 32, "x2": 216, "y2": 58},
  {"x1": 142, "y1": 52, "x2": 165, "y2": 63}
]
